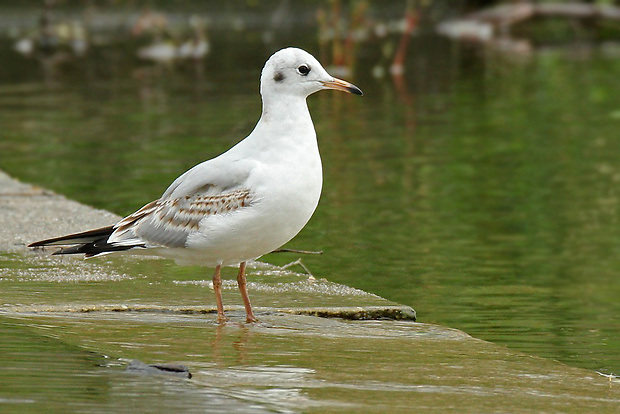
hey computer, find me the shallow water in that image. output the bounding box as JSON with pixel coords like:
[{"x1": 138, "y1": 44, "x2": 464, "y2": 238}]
[
  {"x1": 2, "y1": 310, "x2": 618, "y2": 413},
  {"x1": 1, "y1": 3, "x2": 620, "y2": 410}
]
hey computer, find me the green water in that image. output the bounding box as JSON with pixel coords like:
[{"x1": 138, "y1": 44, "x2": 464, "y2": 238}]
[
  {"x1": 1, "y1": 5, "x2": 620, "y2": 402},
  {"x1": 3, "y1": 312, "x2": 617, "y2": 414}
]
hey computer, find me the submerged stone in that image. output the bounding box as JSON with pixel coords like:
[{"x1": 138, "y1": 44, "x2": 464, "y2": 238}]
[{"x1": 127, "y1": 359, "x2": 192, "y2": 379}]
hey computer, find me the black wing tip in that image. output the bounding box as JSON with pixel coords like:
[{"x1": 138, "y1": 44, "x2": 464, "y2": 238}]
[
  {"x1": 57, "y1": 243, "x2": 146, "y2": 257},
  {"x1": 28, "y1": 226, "x2": 146, "y2": 257},
  {"x1": 49, "y1": 245, "x2": 88, "y2": 256},
  {"x1": 27, "y1": 225, "x2": 116, "y2": 249},
  {"x1": 29, "y1": 237, "x2": 60, "y2": 248}
]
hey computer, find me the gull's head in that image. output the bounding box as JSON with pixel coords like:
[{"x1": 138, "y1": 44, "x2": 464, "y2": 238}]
[{"x1": 260, "y1": 47, "x2": 363, "y2": 99}]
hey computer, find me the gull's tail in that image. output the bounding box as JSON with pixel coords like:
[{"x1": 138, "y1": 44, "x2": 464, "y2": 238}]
[{"x1": 28, "y1": 226, "x2": 144, "y2": 258}]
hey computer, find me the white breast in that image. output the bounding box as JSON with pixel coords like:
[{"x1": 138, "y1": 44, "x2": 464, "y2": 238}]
[{"x1": 177, "y1": 114, "x2": 323, "y2": 266}]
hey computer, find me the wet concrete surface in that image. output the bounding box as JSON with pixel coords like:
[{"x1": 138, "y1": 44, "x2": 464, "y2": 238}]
[
  {"x1": 0, "y1": 170, "x2": 120, "y2": 253},
  {"x1": 1, "y1": 170, "x2": 619, "y2": 413},
  {"x1": 0, "y1": 170, "x2": 415, "y2": 319}
]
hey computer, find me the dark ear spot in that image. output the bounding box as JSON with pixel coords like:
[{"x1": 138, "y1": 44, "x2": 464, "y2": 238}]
[{"x1": 274, "y1": 71, "x2": 285, "y2": 82}]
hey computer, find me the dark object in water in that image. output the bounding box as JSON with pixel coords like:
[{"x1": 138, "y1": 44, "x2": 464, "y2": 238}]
[{"x1": 127, "y1": 359, "x2": 192, "y2": 379}]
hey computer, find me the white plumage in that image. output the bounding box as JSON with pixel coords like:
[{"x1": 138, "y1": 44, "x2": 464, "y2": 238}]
[{"x1": 29, "y1": 47, "x2": 363, "y2": 323}]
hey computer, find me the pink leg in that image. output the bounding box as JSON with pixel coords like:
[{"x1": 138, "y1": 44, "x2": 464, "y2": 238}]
[
  {"x1": 212, "y1": 265, "x2": 228, "y2": 324},
  {"x1": 236, "y1": 262, "x2": 257, "y2": 323}
]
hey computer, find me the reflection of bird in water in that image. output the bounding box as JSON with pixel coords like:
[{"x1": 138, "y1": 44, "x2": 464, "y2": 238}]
[
  {"x1": 133, "y1": 10, "x2": 175, "y2": 63},
  {"x1": 13, "y1": 14, "x2": 89, "y2": 58},
  {"x1": 134, "y1": 11, "x2": 209, "y2": 64},
  {"x1": 12, "y1": 10, "x2": 89, "y2": 85},
  {"x1": 29, "y1": 48, "x2": 362, "y2": 324},
  {"x1": 14, "y1": 37, "x2": 35, "y2": 55},
  {"x1": 136, "y1": 41, "x2": 178, "y2": 63},
  {"x1": 177, "y1": 16, "x2": 210, "y2": 61}
]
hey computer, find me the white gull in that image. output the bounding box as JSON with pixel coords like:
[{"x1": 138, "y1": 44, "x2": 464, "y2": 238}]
[{"x1": 29, "y1": 47, "x2": 363, "y2": 323}]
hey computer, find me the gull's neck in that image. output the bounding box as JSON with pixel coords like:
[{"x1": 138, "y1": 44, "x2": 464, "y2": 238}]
[{"x1": 252, "y1": 93, "x2": 315, "y2": 144}]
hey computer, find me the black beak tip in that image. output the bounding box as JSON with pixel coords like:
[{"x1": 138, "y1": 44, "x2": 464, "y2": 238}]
[{"x1": 349, "y1": 85, "x2": 364, "y2": 96}]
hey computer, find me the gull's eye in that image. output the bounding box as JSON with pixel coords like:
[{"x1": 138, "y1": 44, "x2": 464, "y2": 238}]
[{"x1": 297, "y1": 64, "x2": 310, "y2": 76}]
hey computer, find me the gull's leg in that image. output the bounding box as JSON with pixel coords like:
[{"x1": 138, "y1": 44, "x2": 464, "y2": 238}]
[
  {"x1": 212, "y1": 265, "x2": 228, "y2": 324},
  {"x1": 236, "y1": 262, "x2": 257, "y2": 323}
]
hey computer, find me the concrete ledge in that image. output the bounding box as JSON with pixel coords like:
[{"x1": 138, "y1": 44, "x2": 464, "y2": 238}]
[
  {"x1": 1, "y1": 304, "x2": 417, "y2": 321},
  {"x1": 0, "y1": 171, "x2": 120, "y2": 253},
  {"x1": 0, "y1": 170, "x2": 416, "y2": 321}
]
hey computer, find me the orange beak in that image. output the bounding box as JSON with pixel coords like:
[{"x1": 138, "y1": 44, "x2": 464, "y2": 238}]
[{"x1": 321, "y1": 78, "x2": 363, "y2": 96}]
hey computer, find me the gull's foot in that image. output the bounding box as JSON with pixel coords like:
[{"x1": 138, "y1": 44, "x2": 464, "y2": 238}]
[
  {"x1": 216, "y1": 314, "x2": 229, "y2": 324},
  {"x1": 245, "y1": 314, "x2": 258, "y2": 324}
]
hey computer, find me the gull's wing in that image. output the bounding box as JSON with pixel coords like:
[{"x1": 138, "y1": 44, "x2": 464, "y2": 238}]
[
  {"x1": 161, "y1": 155, "x2": 252, "y2": 200},
  {"x1": 109, "y1": 156, "x2": 256, "y2": 248},
  {"x1": 28, "y1": 155, "x2": 258, "y2": 257}
]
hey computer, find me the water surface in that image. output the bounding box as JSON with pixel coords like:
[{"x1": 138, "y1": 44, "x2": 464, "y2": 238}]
[{"x1": 1, "y1": 4, "x2": 620, "y2": 385}]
